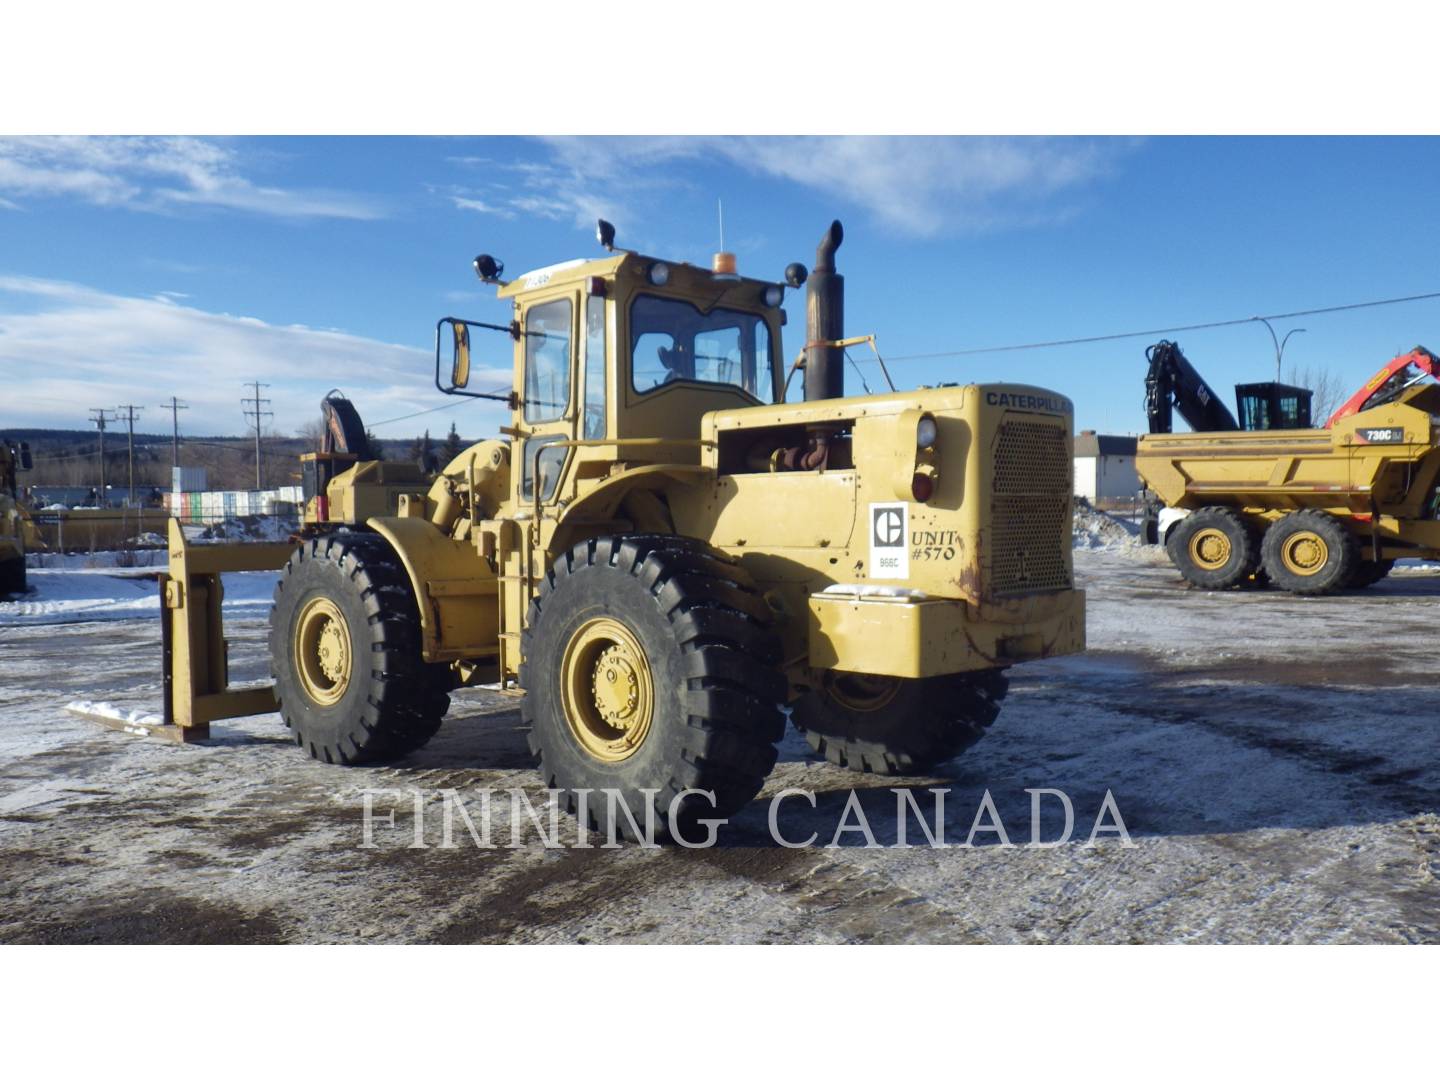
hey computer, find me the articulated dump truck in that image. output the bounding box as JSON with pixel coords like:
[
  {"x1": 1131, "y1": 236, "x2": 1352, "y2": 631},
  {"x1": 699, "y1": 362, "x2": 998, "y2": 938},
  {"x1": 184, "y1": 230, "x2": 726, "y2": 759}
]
[
  {"x1": 1140, "y1": 343, "x2": 1440, "y2": 595},
  {"x1": 152, "y1": 220, "x2": 1086, "y2": 838}
]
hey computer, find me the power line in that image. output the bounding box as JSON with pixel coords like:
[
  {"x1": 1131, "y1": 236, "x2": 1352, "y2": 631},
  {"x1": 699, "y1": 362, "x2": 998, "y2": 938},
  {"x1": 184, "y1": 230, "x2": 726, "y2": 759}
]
[
  {"x1": 241, "y1": 382, "x2": 272, "y2": 489},
  {"x1": 366, "y1": 382, "x2": 513, "y2": 428},
  {"x1": 160, "y1": 396, "x2": 188, "y2": 470},
  {"x1": 872, "y1": 288, "x2": 1440, "y2": 365},
  {"x1": 115, "y1": 404, "x2": 143, "y2": 506}
]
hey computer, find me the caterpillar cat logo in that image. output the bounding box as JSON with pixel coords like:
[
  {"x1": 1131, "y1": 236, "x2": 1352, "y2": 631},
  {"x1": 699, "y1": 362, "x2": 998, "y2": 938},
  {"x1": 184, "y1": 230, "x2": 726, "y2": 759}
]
[{"x1": 868, "y1": 502, "x2": 909, "y2": 579}]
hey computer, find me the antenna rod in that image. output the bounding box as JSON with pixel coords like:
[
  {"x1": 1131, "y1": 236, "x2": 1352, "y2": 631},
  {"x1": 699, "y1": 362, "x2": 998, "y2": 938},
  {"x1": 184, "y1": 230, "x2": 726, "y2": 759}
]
[{"x1": 718, "y1": 198, "x2": 724, "y2": 253}]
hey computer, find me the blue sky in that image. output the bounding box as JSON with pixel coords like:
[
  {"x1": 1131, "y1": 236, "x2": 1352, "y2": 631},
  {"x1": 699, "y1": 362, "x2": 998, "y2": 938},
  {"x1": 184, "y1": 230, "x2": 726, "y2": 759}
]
[{"x1": 3, "y1": 135, "x2": 1439, "y2": 439}]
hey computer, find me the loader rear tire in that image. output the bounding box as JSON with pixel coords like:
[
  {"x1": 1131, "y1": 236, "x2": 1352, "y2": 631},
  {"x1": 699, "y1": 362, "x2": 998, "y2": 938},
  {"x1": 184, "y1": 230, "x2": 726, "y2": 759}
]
[
  {"x1": 521, "y1": 534, "x2": 785, "y2": 842},
  {"x1": 792, "y1": 670, "x2": 1009, "y2": 776},
  {"x1": 270, "y1": 531, "x2": 449, "y2": 765},
  {"x1": 1261, "y1": 510, "x2": 1358, "y2": 595},
  {"x1": 1166, "y1": 507, "x2": 1259, "y2": 589}
]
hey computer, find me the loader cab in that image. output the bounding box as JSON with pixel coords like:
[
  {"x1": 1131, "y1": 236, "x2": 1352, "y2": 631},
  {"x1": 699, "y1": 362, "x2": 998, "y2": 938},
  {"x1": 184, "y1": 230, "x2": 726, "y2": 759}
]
[{"x1": 443, "y1": 248, "x2": 787, "y2": 510}]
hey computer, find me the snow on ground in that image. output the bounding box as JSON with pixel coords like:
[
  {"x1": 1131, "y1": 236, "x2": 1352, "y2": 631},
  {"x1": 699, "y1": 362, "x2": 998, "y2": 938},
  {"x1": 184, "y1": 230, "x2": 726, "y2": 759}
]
[
  {"x1": 2, "y1": 545, "x2": 1440, "y2": 943},
  {"x1": 0, "y1": 568, "x2": 277, "y2": 626}
]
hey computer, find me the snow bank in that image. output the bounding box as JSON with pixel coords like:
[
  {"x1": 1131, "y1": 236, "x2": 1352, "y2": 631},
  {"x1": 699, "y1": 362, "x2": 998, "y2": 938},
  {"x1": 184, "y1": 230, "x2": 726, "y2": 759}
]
[
  {"x1": 196, "y1": 515, "x2": 296, "y2": 543},
  {"x1": 1073, "y1": 501, "x2": 1139, "y2": 550},
  {"x1": 27, "y1": 549, "x2": 168, "y2": 570},
  {"x1": 0, "y1": 568, "x2": 277, "y2": 626}
]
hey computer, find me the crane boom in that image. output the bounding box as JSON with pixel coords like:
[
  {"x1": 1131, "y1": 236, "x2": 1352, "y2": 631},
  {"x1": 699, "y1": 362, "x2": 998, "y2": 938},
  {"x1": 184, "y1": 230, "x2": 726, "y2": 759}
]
[{"x1": 1143, "y1": 340, "x2": 1240, "y2": 434}]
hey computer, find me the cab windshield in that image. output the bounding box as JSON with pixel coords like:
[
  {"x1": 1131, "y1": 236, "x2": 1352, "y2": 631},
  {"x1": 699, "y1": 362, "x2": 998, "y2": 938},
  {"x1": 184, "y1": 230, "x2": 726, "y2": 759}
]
[{"x1": 630, "y1": 294, "x2": 774, "y2": 403}]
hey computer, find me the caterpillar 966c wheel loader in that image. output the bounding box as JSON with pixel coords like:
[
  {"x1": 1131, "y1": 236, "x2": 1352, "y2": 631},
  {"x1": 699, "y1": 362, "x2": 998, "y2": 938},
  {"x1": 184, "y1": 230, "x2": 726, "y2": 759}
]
[
  {"x1": 155, "y1": 220, "x2": 1086, "y2": 837},
  {"x1": 1139, "y1": 339, "x2": 1440, "y2": 595}
]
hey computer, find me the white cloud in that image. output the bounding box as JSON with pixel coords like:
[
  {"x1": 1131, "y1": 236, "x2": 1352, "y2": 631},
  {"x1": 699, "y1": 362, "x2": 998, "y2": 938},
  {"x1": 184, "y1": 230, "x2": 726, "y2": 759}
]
[
  {"x1": 0, "y1": 137, "x2": 384, "y2": 220},
  {"x1": 453, "y1": 136, "x2": 1126, "y2": 238},
  {"x1": 0, "y1": 276, "x2": 512, "y2": 437},
  {"x1": 452, "y1": 195, "x2": 514, "y2": 218}
]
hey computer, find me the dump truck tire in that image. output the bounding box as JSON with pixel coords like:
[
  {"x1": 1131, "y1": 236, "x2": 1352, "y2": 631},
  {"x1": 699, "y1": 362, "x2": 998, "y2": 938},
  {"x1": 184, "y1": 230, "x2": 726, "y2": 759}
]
[
  {"x1": 1347, "y1": 558, "x2": 1394, "y2": 589},
  {"x1": 521, "y1": 534, "x2": 785, "y2": 841},
  {"x1": 270, "y1": 531, "x2": 449, "y2": 764},
  {"x1": 792, "y1": 670, "x2": 1009, "y2": 776},
  {"x1": 0, "y1": 556, "x2": 24, "y2": 596},
  {"x1": 1166, "y1": 506, "x2": 1259, "y2": 589},
  {"x1": 1261, "y1": 510, "x2": 1358, "y2": 595}
]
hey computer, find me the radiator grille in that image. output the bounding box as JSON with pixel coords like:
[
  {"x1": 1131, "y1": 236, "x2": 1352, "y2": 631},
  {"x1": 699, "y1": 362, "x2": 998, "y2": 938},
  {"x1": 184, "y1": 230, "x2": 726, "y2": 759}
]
[
  {"x1": 990, "y1": 421, "x2": 1072, "y2": 596},
  {"x1": 993, "y1": 421, "x2": 1071, "y2": 495}
]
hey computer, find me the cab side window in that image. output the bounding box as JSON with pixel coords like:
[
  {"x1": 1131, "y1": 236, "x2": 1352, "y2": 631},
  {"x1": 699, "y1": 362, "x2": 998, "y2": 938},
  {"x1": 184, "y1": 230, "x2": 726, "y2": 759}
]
[
  {"x1": 583, "y1": 295, "x2": 607, "y2": 439},
  {"x1": 523, "y1": 298, "x2": 573, "y2": 424}
]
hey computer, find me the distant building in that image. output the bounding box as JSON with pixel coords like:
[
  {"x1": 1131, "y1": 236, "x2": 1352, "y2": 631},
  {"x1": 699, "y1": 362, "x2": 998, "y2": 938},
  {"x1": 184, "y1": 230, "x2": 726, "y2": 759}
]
[{"x1": 1073, "y1": 431, "x2": 1139, "y2": 502}]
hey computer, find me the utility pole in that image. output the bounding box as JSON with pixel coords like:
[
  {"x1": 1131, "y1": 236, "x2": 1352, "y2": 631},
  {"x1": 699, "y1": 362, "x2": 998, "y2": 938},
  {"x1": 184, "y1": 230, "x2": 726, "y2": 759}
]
[
  {"x1": 160, "y1": 396, "x2": 188, "y2": 470},
  {"x1": 241, "y1": 382, "x2": 272, "y2": 489},
  {"x1": 88, "y1": 408, "x2": 116, "y2": 502},
  {"x1": 116, "y1": 404, "x2": 143, "y2": 506}
]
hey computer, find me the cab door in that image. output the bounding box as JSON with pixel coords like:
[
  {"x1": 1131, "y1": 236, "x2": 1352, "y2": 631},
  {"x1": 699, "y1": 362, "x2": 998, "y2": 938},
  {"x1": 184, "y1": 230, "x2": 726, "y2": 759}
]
[{"x1": 512, "y1": 291, "x2": 580, "y2": 511}]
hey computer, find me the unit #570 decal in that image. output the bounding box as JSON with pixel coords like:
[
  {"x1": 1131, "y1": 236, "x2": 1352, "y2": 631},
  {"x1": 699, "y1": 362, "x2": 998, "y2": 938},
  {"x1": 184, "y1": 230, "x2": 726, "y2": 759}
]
[{"x1": 911, "y1": 528, "x2": 960, "y2": 561}]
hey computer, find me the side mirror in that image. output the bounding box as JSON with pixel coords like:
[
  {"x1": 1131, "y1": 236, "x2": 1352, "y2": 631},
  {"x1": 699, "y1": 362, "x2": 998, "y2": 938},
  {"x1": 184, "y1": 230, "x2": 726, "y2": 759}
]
[
  {"x1": 19, "y1": 442, "x2": 32, "y2": 471},
  {"x1": 451, "y1": 321, "x2": 471, "y2": 389},
  {"x1": 596, "y1": 219, "x2": 616, "y2": 251},
  {"x1": 435, "y1": 316, "x2": 521, "y2": 402}
]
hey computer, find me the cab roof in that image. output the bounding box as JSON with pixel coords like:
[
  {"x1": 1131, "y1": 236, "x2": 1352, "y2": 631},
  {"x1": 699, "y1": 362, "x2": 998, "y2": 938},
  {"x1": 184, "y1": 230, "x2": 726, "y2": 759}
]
[{"x1": 497, "y1": 250, "x2": 784, "y2": 306}]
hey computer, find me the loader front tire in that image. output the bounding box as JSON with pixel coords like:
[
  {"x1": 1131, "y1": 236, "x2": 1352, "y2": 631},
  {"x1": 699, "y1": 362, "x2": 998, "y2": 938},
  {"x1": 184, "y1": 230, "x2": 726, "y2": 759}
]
[
  {"x1": 270, "y1": 531, "x2": 449, "y2": 765},
  {"x1": 521, "y1": 534, "x2": 786, "y2": 841},
  {"x1": 1166, "y1": 506, "x2": 1259, "y2": 589},
  {"x1": 792, "y1": 670, "x2": 1009, "y2": 776},
  {"x1": 1261, "y1": 510, "x2": 1358, "y2": 595}
]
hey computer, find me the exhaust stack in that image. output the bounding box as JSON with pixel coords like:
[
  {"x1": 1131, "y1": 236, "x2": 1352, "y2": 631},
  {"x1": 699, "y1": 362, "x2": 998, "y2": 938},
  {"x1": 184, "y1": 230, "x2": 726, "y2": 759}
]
[{"x1": 804, "y1": 220, "x2": 845, "y2": 402}]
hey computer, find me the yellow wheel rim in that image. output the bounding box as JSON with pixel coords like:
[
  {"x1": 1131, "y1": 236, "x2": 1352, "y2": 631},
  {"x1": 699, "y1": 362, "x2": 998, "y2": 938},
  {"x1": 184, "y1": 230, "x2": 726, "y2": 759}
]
[
  {"x1": 294, "y1": 596, "x2": 353, "y2": 706},
  {"x1": 1280, "y1": 530, "x2": 1328, "y2": 576},
  {"x1": 1188, "y1": 527, "x2": 1232, "y2": 570},
  {"x1": 826, "y1": 672, "x2": 900, "y2": 713},
  {"x1": 560, "y1": 617, "x2": 654, "y2": 763}
]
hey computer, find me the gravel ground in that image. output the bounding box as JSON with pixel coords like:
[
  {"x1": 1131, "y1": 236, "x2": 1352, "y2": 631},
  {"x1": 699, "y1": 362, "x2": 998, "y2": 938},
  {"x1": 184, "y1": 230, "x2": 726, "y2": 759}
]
[{"x1": 2, "y1": 547, "x2": 1438, "y2": 944}]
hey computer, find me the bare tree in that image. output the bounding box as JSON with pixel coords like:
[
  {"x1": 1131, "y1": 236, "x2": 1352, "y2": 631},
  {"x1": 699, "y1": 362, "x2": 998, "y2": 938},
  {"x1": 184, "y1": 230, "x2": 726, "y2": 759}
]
[
  {"x1": 296, "y1": 417, "x2": 326, "y2": 450},
  {"x1": 1285, "y1": 363, "x2": 1346, "y2": 423}
]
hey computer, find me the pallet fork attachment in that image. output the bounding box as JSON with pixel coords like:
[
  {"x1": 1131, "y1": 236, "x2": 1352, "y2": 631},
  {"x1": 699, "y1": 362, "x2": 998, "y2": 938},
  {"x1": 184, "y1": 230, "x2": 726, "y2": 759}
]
[{"x1": 148, "y1": 518, "x2": 294, "y2": 742}]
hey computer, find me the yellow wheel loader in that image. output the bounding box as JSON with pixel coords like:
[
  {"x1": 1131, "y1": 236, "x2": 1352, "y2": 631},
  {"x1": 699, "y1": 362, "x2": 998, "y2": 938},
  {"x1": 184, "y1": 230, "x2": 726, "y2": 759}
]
[{"x1": 153, "y1": 220, "x2": 1086, "y2": 837}]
